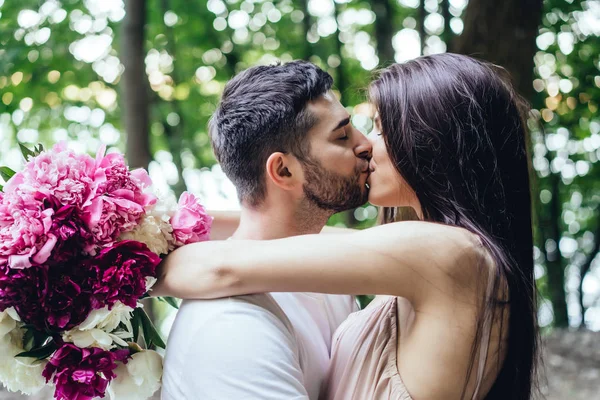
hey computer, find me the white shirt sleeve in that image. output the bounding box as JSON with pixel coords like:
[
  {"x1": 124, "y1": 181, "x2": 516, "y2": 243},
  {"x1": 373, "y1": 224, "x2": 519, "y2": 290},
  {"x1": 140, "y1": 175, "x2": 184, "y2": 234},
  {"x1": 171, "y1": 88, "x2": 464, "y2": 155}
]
[{"x1": 162, "y1": 296, "x2": 309, "y2": 400}]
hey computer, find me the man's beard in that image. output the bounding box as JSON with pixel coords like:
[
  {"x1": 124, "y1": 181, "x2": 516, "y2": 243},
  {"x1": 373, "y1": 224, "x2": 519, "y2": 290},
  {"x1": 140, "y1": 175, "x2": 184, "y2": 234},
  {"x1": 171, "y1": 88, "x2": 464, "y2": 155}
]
[{"x1": 301, "y1": 157, "x2": 369, "y2": 213}]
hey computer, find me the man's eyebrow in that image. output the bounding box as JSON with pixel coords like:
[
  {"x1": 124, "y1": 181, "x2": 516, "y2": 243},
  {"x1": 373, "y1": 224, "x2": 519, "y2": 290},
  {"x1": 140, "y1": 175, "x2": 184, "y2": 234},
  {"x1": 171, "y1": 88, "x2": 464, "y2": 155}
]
[{"x1": 332, "y1": 117, "x2": 351, "y2": 132}]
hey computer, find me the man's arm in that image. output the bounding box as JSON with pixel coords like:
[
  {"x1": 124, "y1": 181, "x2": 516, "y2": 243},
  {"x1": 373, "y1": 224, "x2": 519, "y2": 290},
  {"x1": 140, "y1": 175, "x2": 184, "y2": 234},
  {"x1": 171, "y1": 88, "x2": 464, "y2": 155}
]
[{"x1": 162, "y1": 297, "x2": 309, "y2": 400}]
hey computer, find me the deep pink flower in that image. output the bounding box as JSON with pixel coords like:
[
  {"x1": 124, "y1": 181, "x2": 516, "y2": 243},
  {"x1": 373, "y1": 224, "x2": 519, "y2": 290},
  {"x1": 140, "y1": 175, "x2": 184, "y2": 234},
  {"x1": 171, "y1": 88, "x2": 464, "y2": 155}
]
[
  {"x1": 0, "y1": 261, "x2": 92, "y2": 331},
  {"x1": 81, "y1": 150, "x2": 156, "y2": 255},
  {"x1": 42, "y1": 344, "x2": 129, "y2": 400},
  {"x1": 0, "y1": 240, "x2": 158, "y2": 330},
  {"x1": 83, "y1": 241, "x2": 161, "y2": 309},
  {"x1": 171, "y1": 192, "x2": 213, "y2": 246}
]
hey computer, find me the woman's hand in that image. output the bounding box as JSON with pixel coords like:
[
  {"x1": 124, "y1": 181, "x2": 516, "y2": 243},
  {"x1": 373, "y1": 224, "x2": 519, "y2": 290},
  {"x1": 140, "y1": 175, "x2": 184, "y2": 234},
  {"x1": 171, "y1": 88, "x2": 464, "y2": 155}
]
[{"x1": 151, "y1": 240, "x2": 231, "y2": 298}]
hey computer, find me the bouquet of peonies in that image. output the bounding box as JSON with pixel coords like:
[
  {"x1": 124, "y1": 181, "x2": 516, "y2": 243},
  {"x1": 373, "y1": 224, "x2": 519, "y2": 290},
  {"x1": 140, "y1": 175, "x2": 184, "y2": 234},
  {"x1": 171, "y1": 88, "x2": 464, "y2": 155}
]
[{"x1": 0, "y1": 142, "x2": 212, "y2": 400}]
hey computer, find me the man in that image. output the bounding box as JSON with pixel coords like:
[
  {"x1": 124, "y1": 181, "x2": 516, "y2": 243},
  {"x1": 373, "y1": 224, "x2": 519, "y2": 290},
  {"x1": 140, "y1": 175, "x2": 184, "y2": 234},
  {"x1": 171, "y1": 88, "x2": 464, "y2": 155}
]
[{"x1": 160, "y1": 61, "x2": 371, "y2": 399}]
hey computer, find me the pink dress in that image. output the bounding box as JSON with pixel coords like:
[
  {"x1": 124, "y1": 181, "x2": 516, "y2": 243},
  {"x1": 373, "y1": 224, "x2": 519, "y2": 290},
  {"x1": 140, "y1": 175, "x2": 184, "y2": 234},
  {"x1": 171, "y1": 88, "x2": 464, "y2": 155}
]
[{"x1": 321, "y1": 296, "x2": 490, "y2": 400}]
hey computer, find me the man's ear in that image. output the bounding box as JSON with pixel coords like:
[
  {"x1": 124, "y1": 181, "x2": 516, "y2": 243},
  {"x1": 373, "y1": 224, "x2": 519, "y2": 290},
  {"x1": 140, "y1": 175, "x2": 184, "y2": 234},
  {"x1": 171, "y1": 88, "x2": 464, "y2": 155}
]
[{"x1": 265, "y1": 152, "x2": 303, "y2": 192}]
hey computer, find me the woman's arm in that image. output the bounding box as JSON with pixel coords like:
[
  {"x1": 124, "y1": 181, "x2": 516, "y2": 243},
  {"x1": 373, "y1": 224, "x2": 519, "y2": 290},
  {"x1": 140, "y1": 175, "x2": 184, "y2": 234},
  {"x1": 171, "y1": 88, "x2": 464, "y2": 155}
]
[{"x1": 154, "y1": 221, "x2": 488, "y2": 308}]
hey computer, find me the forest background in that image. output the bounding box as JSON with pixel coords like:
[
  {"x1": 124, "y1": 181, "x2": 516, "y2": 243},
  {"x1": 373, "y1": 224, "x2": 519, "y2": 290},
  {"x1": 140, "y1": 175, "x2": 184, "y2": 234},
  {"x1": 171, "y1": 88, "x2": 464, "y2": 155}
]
[{"x1": 0, "y1": 0, "x2": 599, "y2": 398}]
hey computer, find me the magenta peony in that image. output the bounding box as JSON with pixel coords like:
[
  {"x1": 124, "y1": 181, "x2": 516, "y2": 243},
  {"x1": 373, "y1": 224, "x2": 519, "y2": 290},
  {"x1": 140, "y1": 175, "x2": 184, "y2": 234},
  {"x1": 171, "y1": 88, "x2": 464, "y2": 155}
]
[
  {"x1": 42, "y1": 343, "x2": 129, "y2": 400},
  {"x1": 0, "y1": 262, "x2": 93, "y2": 331},
  {"x1": 0, "y1": 240, "x2": 159, "y2": 331},
  {"x1": 82, "y1": 241, "x2": 161, "y2": 309},
  {"x1": 171, "y1": 191, "x2": 213, "y2": 246}
]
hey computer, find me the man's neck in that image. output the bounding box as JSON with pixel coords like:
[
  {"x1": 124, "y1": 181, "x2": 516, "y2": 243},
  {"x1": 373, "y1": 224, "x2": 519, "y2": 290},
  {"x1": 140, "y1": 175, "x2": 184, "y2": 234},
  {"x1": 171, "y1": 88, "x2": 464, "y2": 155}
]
[{"x1": 231, "y1": 203, "x2": 330, "y2": 240}]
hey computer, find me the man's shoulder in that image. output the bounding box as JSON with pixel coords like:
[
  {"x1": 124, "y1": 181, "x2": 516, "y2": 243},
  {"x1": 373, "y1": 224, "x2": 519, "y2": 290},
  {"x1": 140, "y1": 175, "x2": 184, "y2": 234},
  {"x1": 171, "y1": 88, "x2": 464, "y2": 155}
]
[
  {"x1": 173, "y1": 294, "x2": 295, "y2": 334},
  {"x1": 162, "y1": 294, "x2": 310, "y2": 400},
  {"x1": 178, "y1": 293, "x2": 286, "y2": 315}
]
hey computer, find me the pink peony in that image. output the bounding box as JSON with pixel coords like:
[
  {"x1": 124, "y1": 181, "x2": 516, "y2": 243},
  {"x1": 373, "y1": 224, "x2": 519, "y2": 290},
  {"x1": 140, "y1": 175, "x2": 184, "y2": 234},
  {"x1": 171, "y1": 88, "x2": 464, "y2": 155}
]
[
  {"x1": 42, "y1": 344, "x2": 129, "y2": 400},
  {"x1": 0, "y1": 191, "x2": 56, "y2": 269},
  {"x1": 82, "y1": 241, "x2": 161, "y2": 309},
  {"x1": 171, "y1": 192, "x2": 213, "y2": 246},
  {"x1": 81, "y1": 150, "x2": 156, "y2": 255},
  {"x1": 5, "y1": 142, "x2": 98, "y2": 209},
  {"x1": 0, "y1": 191, "x2": 89, "y2": 269},
  {"x1": 0, "y1": 142, "x2": 101, "y2": 268}
]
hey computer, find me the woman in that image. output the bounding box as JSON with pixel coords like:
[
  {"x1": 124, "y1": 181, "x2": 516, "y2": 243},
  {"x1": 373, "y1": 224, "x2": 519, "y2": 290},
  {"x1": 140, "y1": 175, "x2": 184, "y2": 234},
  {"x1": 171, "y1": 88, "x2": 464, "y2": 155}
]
[{"x1": 155, "y1": 53, "x2": 539, "y2": 399}]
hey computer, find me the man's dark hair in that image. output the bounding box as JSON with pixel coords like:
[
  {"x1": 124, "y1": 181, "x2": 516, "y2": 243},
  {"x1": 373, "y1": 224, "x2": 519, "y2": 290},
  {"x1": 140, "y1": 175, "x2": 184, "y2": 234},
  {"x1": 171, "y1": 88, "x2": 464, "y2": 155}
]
[{"x1": 209, "y1": 61, "x2": 333, "y2": 206}]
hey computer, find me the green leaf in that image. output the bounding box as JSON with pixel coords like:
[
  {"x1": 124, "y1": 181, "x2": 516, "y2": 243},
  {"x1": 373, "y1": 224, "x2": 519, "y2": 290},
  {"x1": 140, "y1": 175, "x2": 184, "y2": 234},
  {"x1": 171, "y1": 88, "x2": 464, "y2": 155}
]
[
  {"x1": 34, "y1": 143, "x2": 45, "y2": 155},
  {"x1": 131, "y1": 309, "x2": 141, "y2": 343},
  {"x1": 158, "y1": 296, "x2": 180, "y2": 309},
  {"x1": 19, "y1": 143, "x2": 35, "y2": 160},
  {"x1": 0, "y1": 166, "x2": 16, "y2": 182},
  {"x1": 22, "y1": 330, "x2": 35, "y2": 351},
  {"x1": 135, "y1": 308, "x2": 166, "y2": 350},
  {"x1": 0, "y1": 184, "x2": 3, "y2": 192},
  {"x1": 16, "y1": 340, "x2": 58, "y2": 361}
]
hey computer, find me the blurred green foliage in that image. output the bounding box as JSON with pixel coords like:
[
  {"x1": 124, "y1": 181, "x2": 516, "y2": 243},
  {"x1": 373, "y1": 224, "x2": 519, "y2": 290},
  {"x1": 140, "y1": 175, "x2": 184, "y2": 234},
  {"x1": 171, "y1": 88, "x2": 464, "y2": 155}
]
[{"x1": 0, "y1": 0, "x2": 599, "y2": 328}]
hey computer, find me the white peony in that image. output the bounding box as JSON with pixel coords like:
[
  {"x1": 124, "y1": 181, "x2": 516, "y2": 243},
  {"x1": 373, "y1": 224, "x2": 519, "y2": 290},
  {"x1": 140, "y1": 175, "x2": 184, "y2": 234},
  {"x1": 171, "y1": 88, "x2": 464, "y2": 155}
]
[
  {"x1": 62, "y1": 328, "x2": 130, "y2": 350},
  {"x1": 106, "y1": 350, "x2": 163, "y2": 400},
  {"x1": 120, "y1": 214, "x2": 174, "y2": 255},
  {"x1": 78, "y1": 302, "x2": 134, "y2": 332},
  {"x1": 145, "y1": 276, "x2": 158, "y2": 292},
  {"x1": 62, "y1": 302, "x2": 134, "y2": 350},
  {"x1": 0, "y1": 309, "x2": 46, "y2": 395},
  {"x1": 0, "y1": 307, "x2": 18, "y2": 336},
  {"x1": 149, "y1": 191, "x2": 178, "y2": 219}
]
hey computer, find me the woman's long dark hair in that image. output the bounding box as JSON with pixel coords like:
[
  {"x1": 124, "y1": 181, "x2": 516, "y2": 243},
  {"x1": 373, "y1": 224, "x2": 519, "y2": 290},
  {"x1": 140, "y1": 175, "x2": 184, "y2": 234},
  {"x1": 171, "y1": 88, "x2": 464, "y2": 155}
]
[{"x1": 370, "y1": 53, "x2": 538, "y2": 399}]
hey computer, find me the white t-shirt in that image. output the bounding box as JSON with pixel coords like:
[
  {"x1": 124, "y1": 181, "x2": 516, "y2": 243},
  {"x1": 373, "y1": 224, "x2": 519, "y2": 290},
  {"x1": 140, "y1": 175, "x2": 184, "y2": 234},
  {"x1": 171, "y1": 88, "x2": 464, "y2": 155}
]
[{"x1": 162, "y1": 292, "x2": 357, "y2": 400}]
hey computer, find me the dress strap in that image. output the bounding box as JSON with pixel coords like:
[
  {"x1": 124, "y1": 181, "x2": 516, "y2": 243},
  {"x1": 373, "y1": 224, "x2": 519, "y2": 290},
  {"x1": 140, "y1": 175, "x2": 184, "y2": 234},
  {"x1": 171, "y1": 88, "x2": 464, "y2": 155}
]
[
  {"x1": 471, "y1": 311, "x2": 492, "y2": 399},
  {"x1": 472, "y1": 252, "x2": 496, "y2": 400}
]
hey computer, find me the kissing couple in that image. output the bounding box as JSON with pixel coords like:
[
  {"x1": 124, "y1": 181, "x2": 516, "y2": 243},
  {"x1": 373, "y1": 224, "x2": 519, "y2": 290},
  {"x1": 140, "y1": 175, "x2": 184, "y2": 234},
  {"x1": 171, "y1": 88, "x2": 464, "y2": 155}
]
[{"x1": 156, "y1": 53, "x2": 538, "y2": 400}]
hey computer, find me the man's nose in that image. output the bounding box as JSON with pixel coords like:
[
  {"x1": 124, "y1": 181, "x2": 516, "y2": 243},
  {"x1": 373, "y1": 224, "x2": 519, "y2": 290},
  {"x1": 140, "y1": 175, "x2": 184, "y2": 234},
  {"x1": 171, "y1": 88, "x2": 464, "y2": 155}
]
[{"x1": 354, "y1": 129, "x2": 372, "y2": 160}]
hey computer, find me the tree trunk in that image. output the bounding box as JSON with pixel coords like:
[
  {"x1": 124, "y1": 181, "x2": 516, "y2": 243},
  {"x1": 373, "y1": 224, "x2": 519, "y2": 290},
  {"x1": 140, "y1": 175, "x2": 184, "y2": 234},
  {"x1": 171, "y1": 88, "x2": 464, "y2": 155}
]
[
  {"x1": 121, "y1": 0, "x2": 152, "y2": 169},
  {"x1": 545, "y1": 173, "x2": 569, "y2": 327},
  {"x1": 453, "y1": 0, "x2": 543, "y2": 99},
  {"x1": 371, "y1": 0, "x2": 395, "y2": 66},
  {"x1": 418, "y1": 0, "x2": 426, "y2": 55}
]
